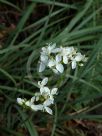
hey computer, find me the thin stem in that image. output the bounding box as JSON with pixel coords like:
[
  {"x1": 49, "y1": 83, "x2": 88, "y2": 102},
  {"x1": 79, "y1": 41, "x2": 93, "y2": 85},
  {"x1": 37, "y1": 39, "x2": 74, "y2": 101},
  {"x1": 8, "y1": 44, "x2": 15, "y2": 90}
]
[{"x1": 51, "y1": 104, "x2": 57, "y2": 136}]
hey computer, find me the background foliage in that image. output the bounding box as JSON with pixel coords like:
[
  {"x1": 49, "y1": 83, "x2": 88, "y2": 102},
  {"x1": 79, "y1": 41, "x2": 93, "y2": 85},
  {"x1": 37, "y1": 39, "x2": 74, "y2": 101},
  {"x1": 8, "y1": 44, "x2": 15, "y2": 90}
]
[{"x1": 0, "y1": 0, "x2": 102, "y2": 136}]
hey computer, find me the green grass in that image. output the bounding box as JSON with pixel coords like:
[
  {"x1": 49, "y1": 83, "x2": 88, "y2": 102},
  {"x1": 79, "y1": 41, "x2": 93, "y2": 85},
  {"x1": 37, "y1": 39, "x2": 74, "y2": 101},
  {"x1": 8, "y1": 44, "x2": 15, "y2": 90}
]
[{"x1": 0, "y1": 0, "x2": 102, "y2": 135}]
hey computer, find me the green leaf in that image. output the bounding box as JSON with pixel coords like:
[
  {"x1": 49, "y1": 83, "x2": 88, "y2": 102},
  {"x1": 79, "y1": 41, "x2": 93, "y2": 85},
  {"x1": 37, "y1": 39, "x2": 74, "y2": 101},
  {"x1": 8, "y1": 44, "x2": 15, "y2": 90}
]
[
  {"x1": 16, "y1": 107, "x2": 38, "y2": 136},
  {"x1": 0, "y1": 68, "x2": 16, "y2": 86}
]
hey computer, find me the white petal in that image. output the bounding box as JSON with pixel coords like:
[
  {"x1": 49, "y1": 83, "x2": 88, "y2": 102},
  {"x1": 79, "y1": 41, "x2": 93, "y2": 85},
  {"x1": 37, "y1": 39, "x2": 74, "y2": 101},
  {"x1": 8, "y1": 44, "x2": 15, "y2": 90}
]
[
  {"x1": 42, "y1": 47, "x2": 47, "y2": 52},
  {"x1": 52, "y1": 68, "x2": 59, "y2": 74},
  {"x1": 31, "y1": 96, "x2": 35, "y2": 103},
  {"x1": 61, "y1": 48, "x2": 68, "y2": 55},
  {"x1": 48, "y1": 59, "x2": 55, "y2": 67},
  {"x1": 56, "y1": 63, "x2": 64, "y2": 73},
  {"x1": 34, "y1": 93, "x2": 40, "y2": 101},
  {"x1": 38, "y1": 81, "x2": 41, "y2": 87},
  {"x1": 51, "y1": 88, "x2": 58, "y2": 95},
  {"x1": 35, "y1": 92, "x2": 40, "y2": 96},
  {"x1": 35, "y1": 96, "x2": 39, "y2": 101},
  {"x1": 72, "y1": 60, "x2": 76, "y2": 69},
  {"x1": 75, "y1": 53, "x2": 83, "y2": 62},
  {"x1": 39, "y1": 62, "x2": 46, "y2": 72},
  {"x1": 83, "y1": 56, "x2": 88, "y2": 62},
  {"x1": 51, "y1": 43, "x2": 56, "y2": 48},
  {"x1": 40, "y1": 87, "x2": 50, "y2": 95},
  {"x1": 17, "y1": 98, "x2": 21, "y2": 103},
  {"x1": 56, "y1": 54, "x2": 62, "y2": 63},
  {"x1": 25, "y1": 101, "x2": 31, "y2": 107},
  {"x1": 17, "y1": 98, "x2": 23, "y2": 105},
  {"x1": 66, "y1": 47, "x2": 74, "y2": 54},
  {"x1": 43, "y1": 87, "x2": 50, "y2": 94},
  {"x1": 31, "y1": 104, "x2": 43, "y2": 111},
  {"x1": 49, "y1": 96, "x2": 54, "y2": 102},
  {"x1": 41, "y1": 54, "x2": 48, "y2": 63},
  {"x1": 31, "y1": 105, "x2": 38, "y2": 111},
  {"x1": 45, "y1": 107, "x2": 52, "y2": 115},
  {"x1": 40, "y1": 87, "x2": 45, "y2": 94},
  {"x1": 48, "y1": 43, "x2": 56, "y2": 52},
  {"x1": 41, "y1": 77, "x2": 48, "y2": 86},
  {"x1": 35, "y1": 104, "x2": 43, "y2": 110},
  {"x1": 52, "y1": 48, "x2": 61, "y2": 53},
  {"x1": 63, "y1": 56, "x2": 68, "y2": 64},
  {"x1": 79, "y1": 63, "x2": 84, "y2": 66},
  {"x1": 44, "y1": 99, "x2": 53, "y2": 106}
]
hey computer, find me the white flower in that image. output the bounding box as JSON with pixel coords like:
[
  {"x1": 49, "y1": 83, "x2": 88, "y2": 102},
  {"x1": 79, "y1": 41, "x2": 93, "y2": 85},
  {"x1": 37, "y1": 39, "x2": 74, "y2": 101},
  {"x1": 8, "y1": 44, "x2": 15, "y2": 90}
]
[
  {"x1": 48, "y1": 88, "x2": 58, "y2": 102},
  {"x1": 39, "y1": 43, "x2": 61, "y2": 72},
  {"x1": 31, "y1": 96, "x2": 35, "y2": 102},
  {"x1": 52, "y1": 68, "x2": 59, "y2": 74},
  {"x1": 48, "y1": 55, "x2": 64, "y2": 73},
  {"x1": 71, "y1": 52, "x2": 87, "y2": 69},
  {"x1": 39, "y1": 50, "x2": 48, "y2": 72},
  {"x1": 39, "y1": 87, "x2": 49, "y2": 97},
  {"x1": 75, "y1": 53, "x2": 85, "y2": 62},
  {"x1": 43, "y1": 43, "x2": 60, "y2": 54},
  {"x1": 42, "y1": 99, "x2": 53, "y2": 115},
  {"x1": 58, "y1": 47, "x2": 69, "y2": 64},
  {"x1": 39, "y1": 43, "x2": 87, "y2": 72},
  {"x1": 25, "y1": 96, "x2": 35, "y2": 107},
  {"x1": 42, "y1": 43, "x2": 56, "y2": 54},
  {"x1": 39, "y1": 63, "x2": 45, "y2": 73},
  {"x1": 31, "y1": 99, "x2": 53, "y2": 114},
  {"x1": 38, "y1": 77, "x2": 48, "y2": 87},
  {"x1": 25, "y1": 100, "x2": 32, "y2": 107},
  {"x1": 67, "y1": 47, "x2": 77, "y2": 57},
  {"x1": 49, "y1": 88, "x2": 58, "y2": 100},
  {"x1": 17, "y1": 98, "x2": 25, "y2": 105},
  {"x1": 39, "y1": 54, "x2": 48, "y2": 72},
  {"x1": 71, "y1": 59, "x2": 77, "y2": 69},
  {"x1": 40, "y1": 86, "x2": 58, "y2": 102},
  {"x1": 71, "y1": 53, "x2": 87, "y2": 69},
  {"x1": 30, "y1": 98, "x2": 53, "y2": 114},
  {"x1": 24, "y1": 95, "x2": 43, "y2": 111},
  {"x1": 31, "y1": 104, "x2": 43, "y2": 111},
  {"x1": 39, "y1": 51, "x2": 48, "y2": 73},
  {"x1": 38, "y1": 77, "x2": 48, "y2": 94},
  {"x1": 40, "y1": 43, "x2": 57, "y2": 62},
  {"x1": 34, "y1": 92, "x2": 41, "y2": 101}
]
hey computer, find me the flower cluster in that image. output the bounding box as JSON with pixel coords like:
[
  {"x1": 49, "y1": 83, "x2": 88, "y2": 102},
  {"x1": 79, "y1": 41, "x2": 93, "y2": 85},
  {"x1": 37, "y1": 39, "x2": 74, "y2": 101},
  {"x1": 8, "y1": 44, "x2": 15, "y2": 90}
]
[
  {"x1": 17, "y1": 43, "x2": 87, "y2": 115},
  {"x1": 17, "y1": 78, "x2": 58, "y2": 115},
  {"x1": 39, "y1": 43, "x2": 87, "y2": 74}
]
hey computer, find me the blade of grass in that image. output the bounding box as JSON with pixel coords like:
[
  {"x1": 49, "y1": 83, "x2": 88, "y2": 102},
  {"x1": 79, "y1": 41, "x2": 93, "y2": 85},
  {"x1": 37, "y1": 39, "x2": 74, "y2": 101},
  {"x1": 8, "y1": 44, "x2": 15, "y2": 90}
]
[
  {"x1": 16, "y1": 106, "x2": 38, "y2": 136},
  {"x1": 0, "y1": 85, "x2": 34, "y2": 96},
  {"x1": 0, "y1": 68, "x2": 16, "y2": 86},
  {"x1": 0, "y1": 44, "x2": 30, "y2": 54},
  {"x1": 64, "y1": 35, "x2": 97, "y2": 46},
  {"x1": 63, "y1": 26, "x2": 102, "y2": 42},
  {"x1": 51, "y1": 104, "x2": 58, "y2": 136},
  {"x1": 59, "y1": 67, "x2": 78, "y2": 115},
  {"x1": 73, "y1": 92, "x2": 102, "y2": 104},
  {"x1": 0, "y1": 127, "x2": 23, "y2": 136},
  {"x1": 66, "y1": 74, "x2": 101, "y2": 92},
  {"x1": 22, "y1": 8, "x2": 66, "y2": 32},
  {"x1": 79, "y1": 36, "x2": 102, "y2": 78},
  {"x1": 0, "y1": 0, "x2": 21, "y2": 11},
  {"x1": 36, "y1": 0, "x2": 54, "y2": 46},
  {"x1": 59, "y1": 0, "x2": 93, "y2": 36},
  {"x1": 60, "y1": 114, "x2": 102, "y2": 122},
  {"x1": 83, "y1": 102, "x2": 102, "y2": 114},
  {"x1": 74, "y1": 6, "x2": 102, "y2": 30},
  {"x1": 8, "y1": 3, "x2": 35, "y2": 47},
  {"x1": 31, "y1": 0, "x2": 77, "y2": 9}
]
